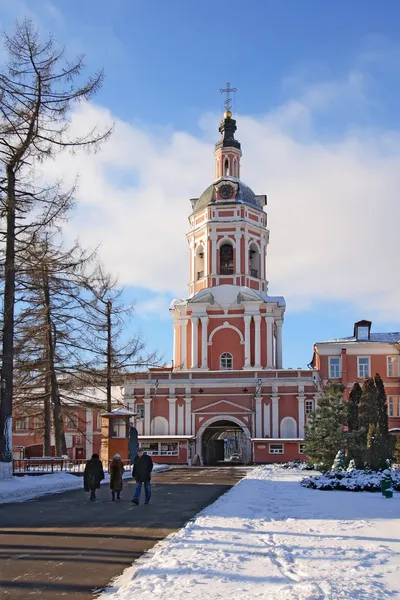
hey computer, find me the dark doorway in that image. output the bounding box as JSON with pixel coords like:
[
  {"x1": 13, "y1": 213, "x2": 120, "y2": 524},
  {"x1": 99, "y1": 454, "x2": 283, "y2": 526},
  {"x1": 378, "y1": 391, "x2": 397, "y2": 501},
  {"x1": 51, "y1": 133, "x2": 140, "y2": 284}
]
[{"x1": 201, "y1": 420, "x2": 250, "y2": 465}]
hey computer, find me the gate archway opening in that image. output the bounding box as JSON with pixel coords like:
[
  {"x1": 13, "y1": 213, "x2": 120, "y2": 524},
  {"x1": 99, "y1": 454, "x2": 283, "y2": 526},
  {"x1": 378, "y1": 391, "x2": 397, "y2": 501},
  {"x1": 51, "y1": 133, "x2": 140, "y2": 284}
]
[{"x1": 201, "y1": 419, "x2": 250, "y2": 465}]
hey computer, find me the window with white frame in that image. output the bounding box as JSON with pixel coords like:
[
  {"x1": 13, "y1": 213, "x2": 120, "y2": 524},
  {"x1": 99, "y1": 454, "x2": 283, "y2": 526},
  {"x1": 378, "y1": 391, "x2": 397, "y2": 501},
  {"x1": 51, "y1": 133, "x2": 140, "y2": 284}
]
[
  {"x1": 358, "y1": 357, "x2": 370, "y2": 378},
  {"x1": 140, "y1": 441, "x2": 179, "y2": 456},
  {"x1": 96, "y1": 412, "x2": 103, "y2": 430},
  {"x1": 220, "y1": 352, "x2": 233, "y2": 370},
  {"x1": 141, "y1": 442, "x2": 159, "y2": 455},
  {"x1": 305, "y1": 400, "x2": 314, "y2": 415},
  {"x1": 15, "y1": 416, "x2": 29, "y2": 430},
  {"x1": 110, "y1": 418, "x2": 126, "y2": 438},
  {"x1": 329, "y1": 357, "x2": 341, "y2": 378},
  {"x1": 388, "y1": 396, "x2": 400, "y2": 417},
  {"x1": 299, "y1": 444, "x2": 306, "y2": 454},
  {"x1": 65, "y1": 412, "x2": 78, "y2": 430},
  {"x1": 269, "y1": 443, "x2": 284, "y2": 454},
  {"x1": 387, "y1": 357, "x2": 399, "y2": 378},
  {"x1": 136, "y1": 404, "x2": 145, "y2": 420}
]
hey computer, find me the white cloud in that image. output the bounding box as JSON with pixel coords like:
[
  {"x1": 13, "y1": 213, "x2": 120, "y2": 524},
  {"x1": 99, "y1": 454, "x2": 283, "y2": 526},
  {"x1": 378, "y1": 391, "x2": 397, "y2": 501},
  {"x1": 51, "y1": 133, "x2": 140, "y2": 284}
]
[{"x1": 40, "y1": 78, "x2": 400, "y2": 324}]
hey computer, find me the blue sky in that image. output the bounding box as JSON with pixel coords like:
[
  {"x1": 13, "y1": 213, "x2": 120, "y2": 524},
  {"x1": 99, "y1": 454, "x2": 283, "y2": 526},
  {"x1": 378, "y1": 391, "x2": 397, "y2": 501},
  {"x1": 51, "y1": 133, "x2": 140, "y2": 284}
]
[{"x1": 1, "y1": 0, "x2": 400, "y2": 368}]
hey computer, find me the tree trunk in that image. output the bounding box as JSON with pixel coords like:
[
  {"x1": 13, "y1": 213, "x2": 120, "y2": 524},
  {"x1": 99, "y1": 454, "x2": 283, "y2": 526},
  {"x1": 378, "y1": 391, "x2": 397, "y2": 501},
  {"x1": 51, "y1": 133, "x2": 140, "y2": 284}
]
[
  {"x1": 43, "y1": 269, "x2": 67, "y2": 456},
  {"x1": 43, "y1": 369, "x2": 51, "y2": 457},
  {"x1": 0, "y1": 165, "x2": 16, "y2": 466}
]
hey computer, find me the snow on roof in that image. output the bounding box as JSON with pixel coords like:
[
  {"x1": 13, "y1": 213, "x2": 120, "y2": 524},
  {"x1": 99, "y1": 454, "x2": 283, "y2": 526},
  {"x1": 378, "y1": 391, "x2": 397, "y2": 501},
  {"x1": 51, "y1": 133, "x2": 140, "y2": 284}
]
[
  {"x1": 138, "y1": 435, "x2": 196, "y2": 440},
  {"x1": 318, "y1": 332, "x2": 400, "y2": 344}
]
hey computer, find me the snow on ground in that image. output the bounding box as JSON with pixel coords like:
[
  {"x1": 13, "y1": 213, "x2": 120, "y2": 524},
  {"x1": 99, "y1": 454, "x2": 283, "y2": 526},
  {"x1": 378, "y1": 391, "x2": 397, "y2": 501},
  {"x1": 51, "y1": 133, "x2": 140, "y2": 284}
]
[
  {"x1": 99, "y1": 466, "x2": 400, "y2": 600},
  {"x1": 0, "y1": 464, "x2": 169, "y2": 504}
]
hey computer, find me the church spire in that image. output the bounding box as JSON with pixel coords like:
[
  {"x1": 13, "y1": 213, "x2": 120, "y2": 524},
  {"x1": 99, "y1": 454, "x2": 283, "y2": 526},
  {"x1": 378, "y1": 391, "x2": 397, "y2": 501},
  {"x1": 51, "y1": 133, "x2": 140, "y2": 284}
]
[{"x1": 214, "y1": 82, "x2": 241, "y2": 179}]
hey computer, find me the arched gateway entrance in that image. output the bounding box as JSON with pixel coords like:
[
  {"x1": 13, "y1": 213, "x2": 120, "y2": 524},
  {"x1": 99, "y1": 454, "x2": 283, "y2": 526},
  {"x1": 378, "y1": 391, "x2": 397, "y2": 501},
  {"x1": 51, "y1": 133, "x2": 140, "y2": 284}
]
[{"x1": 200, "y1": 419, "x2": 251, "y2": 465}]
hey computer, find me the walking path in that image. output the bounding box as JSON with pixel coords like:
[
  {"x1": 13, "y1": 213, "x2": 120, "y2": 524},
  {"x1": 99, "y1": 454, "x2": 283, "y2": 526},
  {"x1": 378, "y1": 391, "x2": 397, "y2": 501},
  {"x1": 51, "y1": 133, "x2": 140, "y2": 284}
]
[
  {"x1": 99, "y1": 466, "x2": 400, "y2": 600},
  {"x1": 0, "y1": 467, "x2": 249, "y2": 599}
]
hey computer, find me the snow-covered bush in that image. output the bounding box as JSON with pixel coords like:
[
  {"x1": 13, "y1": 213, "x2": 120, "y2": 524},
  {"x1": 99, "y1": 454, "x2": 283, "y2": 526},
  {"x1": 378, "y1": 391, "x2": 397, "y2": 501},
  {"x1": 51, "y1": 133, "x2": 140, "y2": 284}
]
[
  {"x1": 331, "y1": 450, "x2": 346, "y2": 472},
  {"x1": 301, "y1": 469, "x2": 400, "y2": 492},
  {"x1": 347, "y1": 459, "x2": 356, "y2": 472},
  {"x1": 277, "y1": 461, "x2": 314, "y2": 471}
]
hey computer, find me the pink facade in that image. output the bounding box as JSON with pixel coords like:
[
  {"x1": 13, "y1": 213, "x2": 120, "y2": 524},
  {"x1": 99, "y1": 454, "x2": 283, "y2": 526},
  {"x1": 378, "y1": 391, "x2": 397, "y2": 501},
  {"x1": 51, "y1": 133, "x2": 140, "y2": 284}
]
[
  {"x1": 313, "y1": 320, "x2": 400, "y2": 435},
  {"x1": 129, "y1": 111, "x2": 317, "y2": 464}
]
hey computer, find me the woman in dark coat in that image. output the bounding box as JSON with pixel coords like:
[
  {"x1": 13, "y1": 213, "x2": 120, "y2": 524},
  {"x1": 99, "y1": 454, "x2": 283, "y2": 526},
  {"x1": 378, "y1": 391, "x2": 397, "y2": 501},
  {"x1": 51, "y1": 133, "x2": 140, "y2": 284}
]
[
  {"x1": 84, "y1": 453, "x2": 105, "y2": 501},
  {"x1": 109, "y1": 453, "x2": 124, "y2": 501}
]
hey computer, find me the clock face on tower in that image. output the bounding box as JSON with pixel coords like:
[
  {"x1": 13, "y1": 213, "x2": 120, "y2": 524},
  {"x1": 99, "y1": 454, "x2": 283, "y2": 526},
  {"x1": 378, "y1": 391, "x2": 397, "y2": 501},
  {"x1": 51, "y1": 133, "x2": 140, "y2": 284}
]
[{"x1": 219, "y1": 184, "x2": 234, "y2": 200}]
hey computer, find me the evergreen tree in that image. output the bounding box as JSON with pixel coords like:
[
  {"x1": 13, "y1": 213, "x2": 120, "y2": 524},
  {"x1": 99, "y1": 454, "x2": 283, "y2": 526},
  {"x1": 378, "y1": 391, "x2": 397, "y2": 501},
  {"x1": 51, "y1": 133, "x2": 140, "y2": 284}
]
[
  {"x1": 331, "y1": 450, "x2": 346, "y2": 472},
  {"x1": 373, "y1": 374, "x2": 391, "y2": 469},
  {"x1": 346, "y1": 382, "x2": 364, "y2": 468},
  {"x1": 393, "y1": 436, "x2": 400, "y2": 465},
  {"x1": 304, "y1": 383, "x2": 346, "y2": 471}
]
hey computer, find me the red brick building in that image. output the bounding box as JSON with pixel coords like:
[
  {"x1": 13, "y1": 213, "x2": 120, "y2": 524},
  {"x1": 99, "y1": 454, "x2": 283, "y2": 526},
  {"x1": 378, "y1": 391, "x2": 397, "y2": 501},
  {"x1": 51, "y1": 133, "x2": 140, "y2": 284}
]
[{"x1": 312, "y1": 319, "x2": 400, "y2": 434}]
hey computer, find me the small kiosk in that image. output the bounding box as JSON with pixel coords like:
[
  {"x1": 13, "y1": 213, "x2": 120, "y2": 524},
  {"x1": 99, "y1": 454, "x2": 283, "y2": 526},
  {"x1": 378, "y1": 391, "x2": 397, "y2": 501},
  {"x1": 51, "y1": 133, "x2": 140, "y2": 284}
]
[{"x1": 100, "y1": 408, "x2": 136, "y2": 462}]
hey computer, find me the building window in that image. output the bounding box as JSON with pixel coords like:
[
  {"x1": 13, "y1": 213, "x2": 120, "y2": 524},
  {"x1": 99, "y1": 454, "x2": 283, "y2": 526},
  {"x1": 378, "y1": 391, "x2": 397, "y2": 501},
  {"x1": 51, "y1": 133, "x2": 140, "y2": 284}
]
[
  {"x1": 219, "y1": 243, "x2": 234, "y2": 275},
  {"x1": 299, "y1": 444, "x2": 306, "y2": 454},
  {"x1": 305, "y1": 400, "x2": 314, "y2": 415},
  {"x1": 357, "y1": 326, "x2": 370, "y2": 341},
  {"x1": 65, "y1": 412, "x2": 78, "y2": 430},
  {"x1": 388, "y1": 396, "x2": 400, "y2": 417},
  {"x1": 160, "y1": 442, "x2": 179, "y2": 456},
  {"x1": 354, "y1": 321, "x2": 371, "y2": 341},
  {"x1": 141, "y1": 442, "x2": 160, "y2": 456},
  {"x1": 358, "y1": 357, "x2": 370, "y2": 378},
  {"x1": 329, "y1": 357, "x2": 341, "y2": 379},
  {"x1": 269, "y1": 444, "x2": 284, "y2": 454},
  {"x1": 16, "y1": 416, "x2": 29, "y2": 430},
  {"x1": 220, "y1": 352, "x2": 233, "y2": 370},
  {"x1": 388, "y1": 357, "x2": 399, "y2": 378},
  {"x1": 96, "y1": 412, "x2": 103, "y2": 430},
  {"x1": 136, "y1": 404, "x2": 145, "y2": 420},
  {"x1": 110, "y1": 418, "x2": 126, "y2": 438}
]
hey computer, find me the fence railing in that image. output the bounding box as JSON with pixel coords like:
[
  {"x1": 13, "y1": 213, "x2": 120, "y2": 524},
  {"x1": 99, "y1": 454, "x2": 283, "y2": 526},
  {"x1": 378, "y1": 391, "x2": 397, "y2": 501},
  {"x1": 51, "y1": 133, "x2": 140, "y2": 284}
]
[{"x1": 12, "y1": 458, "x2": 133, "y2": 475}]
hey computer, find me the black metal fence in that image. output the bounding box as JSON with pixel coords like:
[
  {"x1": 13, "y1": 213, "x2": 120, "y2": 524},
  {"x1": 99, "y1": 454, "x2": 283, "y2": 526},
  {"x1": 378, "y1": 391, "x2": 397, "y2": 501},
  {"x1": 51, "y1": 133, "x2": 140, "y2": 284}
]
[{"x1": 12, "y1": 458, "x2": 133, "y2": 475}]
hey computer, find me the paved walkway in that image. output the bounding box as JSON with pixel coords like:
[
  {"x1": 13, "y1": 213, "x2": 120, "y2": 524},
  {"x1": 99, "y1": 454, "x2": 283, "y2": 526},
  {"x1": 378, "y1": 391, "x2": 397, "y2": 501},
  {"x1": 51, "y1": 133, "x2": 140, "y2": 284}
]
[{"x1": 0, "y1": 467, "x2": 249, "y2": 599}]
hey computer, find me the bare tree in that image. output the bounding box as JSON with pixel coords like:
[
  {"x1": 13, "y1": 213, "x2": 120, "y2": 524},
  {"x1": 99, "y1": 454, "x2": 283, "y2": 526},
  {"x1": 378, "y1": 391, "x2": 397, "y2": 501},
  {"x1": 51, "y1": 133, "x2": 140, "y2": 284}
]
[{"x1": 0, "y1": 19, "x2": 111, "y2": 474}]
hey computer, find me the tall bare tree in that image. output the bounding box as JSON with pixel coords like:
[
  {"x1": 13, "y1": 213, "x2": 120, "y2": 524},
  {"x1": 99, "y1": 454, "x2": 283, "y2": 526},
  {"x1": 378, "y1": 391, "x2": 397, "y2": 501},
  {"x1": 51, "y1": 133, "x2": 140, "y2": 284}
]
[{"x1": 0, "y1": 18, "x2": 111, "y2": 474}]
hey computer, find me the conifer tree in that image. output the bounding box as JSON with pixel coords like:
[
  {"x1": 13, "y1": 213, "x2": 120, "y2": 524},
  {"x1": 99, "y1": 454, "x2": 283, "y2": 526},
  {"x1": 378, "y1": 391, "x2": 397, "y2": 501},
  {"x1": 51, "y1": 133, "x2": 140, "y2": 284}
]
[
  {"x1": 304, "y1": 383, "x2": 346, "y2": 471},
  {"x1": 373, "y1": 374, "x2": 391, "y2": 469},
  {"x1": 346, "y1": 382, "x2": 364, "y2": 468}
]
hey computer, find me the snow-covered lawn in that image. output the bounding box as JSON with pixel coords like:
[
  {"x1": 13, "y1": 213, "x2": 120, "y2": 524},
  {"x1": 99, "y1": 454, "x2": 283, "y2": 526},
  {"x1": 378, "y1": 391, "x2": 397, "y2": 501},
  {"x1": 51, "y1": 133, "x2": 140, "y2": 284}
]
[
  {"x1": 99, "y1": 466, "x2": 400, "y2": 600},
  {"x1": 0, "y1": 464, "x2": 169, "y2": 505}
]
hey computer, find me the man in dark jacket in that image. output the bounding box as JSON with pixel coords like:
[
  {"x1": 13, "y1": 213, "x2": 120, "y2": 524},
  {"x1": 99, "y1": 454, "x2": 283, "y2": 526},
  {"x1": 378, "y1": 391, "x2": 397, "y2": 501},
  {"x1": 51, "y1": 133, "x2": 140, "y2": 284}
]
[
  {"x1": 132, "y1": 447, "x2": 153, "y2": 505},
  {"x1": 84, "y1": 454, "x2": 105, "y2": 501}
]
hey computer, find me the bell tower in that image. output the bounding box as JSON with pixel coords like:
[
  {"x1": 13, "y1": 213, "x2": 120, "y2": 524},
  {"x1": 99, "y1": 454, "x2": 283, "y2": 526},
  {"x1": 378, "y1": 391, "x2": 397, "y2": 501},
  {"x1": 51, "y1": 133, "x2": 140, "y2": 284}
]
[{"x1": 170, "y1": 90, "x2": 285, "y2": 373}]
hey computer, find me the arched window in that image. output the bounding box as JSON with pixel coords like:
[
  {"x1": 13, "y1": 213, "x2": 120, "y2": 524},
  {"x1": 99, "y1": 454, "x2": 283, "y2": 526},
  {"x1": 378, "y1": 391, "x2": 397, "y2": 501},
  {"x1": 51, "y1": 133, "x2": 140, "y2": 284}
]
[
  {"x1": 280, "y1": 417, "x2": 297, "y2": 438},
  {"x1": 196, "y1": 244, "x2": 205, "y2": 280},
  {"x1": 151, "y1": 416, "x2": 168, "y2": 435},
  {"x1": 220, "y1": 352, "x2": 233, "y2": 370},
  {"x1": 219, "y1": 243, "x2": 234, "y2": 275},
  {"x1": 249, "y1": 242, "x2": 260, "y2": 278},
  {"x1": 224, "y1": 158, "x2": 230, "y2": 176}
]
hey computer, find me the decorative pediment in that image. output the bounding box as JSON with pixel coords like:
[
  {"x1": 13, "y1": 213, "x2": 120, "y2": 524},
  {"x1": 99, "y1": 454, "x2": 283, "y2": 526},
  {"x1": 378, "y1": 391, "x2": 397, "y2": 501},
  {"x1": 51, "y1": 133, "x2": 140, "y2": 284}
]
[{"x1": 193, "y1": 399, "x2": 253, "y2": 414}]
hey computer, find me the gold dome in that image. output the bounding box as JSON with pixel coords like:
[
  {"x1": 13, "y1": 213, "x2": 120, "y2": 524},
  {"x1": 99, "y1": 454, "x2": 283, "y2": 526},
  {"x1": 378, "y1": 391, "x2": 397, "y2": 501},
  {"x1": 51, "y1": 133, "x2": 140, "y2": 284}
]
[{"x1": 224, "y1": 109, "x2": 232, "y2": 119}]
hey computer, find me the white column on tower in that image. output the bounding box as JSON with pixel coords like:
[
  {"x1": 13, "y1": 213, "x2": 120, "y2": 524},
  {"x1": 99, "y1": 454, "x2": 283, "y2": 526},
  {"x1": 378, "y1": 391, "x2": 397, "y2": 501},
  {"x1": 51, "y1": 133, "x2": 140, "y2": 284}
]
[
  {"x1": 244, "y1": 314, "x2": 252, "y2": 368},
  {"x1": 253, "y1": 314, "x2": 261, "y2": 368},
  {"x1": 234, "y1": 232, "x2": 241, "y2": 274},
  {"x1": 190, "y1": 238, "x2": 195, "y2": 288},
  {"x1": 185, "y1": 397, "x2": 192, "y2": 435},
  {"x1": 276, "y1": 319, "x2": 283, "y2": 369},
  {"x1": 204, "y1": 234, "x2": 208, "y2": 277},
  {"x1": 191, "y1": 316, "x2": 199, "y2": 369},
  {"x1": 263, "y1": 402, "x2": 271, "y2": 437},
  {"x1": 265, "y1": 316, "x2": 274, "y2": 368},
  {"x1": 181, "y1": 319, "x2": 187, "y2": 369},
  {"x1": 201, "y1": 316, "x2": 209, "y2": 368},
  {"x1": 244, "y1": 232, "x2": 249, "y2": 275},
  {"x1": 173, "y1": 320, "x2": 180, "y2": 368},
  {"x1": 260, "y1": 238, "x2": 266, "y2": 280},
  {"x1": 210, "y1": 233, "x2": 217, "y2": 275}
]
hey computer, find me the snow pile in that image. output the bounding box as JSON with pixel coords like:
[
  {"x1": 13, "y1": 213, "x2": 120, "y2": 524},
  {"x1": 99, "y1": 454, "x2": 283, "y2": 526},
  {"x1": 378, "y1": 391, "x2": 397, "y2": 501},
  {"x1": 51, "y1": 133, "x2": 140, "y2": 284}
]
[
  {"x1": 275, "y1": 461, "x2": 314, "y2": 471},
  {"x1": 98, "y1": 466, "x2": 400, "y2": 600},
  {"x1": 0, "y1": 463, "x2": 169, "y2": 504},
  {"x1": 301, "y1": 469, "x2": 400, "y2": 492}
]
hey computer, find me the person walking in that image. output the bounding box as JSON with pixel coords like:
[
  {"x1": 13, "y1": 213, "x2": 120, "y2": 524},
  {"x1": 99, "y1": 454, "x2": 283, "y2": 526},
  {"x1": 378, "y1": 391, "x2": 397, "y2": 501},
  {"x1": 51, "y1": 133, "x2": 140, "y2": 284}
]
[
  {"x1": 109, "y1": 453, "x2": 124, "y2": 501},
  {"x1": 83, "y1": 453, "x2": 105, "y2": 501},
  {"x1": 132, "y1": 447, "x2": 153, "y2": 505}
]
